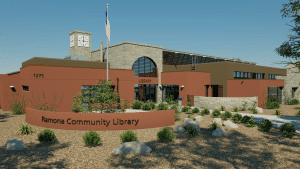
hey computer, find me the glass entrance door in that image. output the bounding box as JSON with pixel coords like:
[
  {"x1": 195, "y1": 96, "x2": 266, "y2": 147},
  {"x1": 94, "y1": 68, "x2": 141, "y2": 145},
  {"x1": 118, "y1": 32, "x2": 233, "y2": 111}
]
[{"x1": 135, "y1": 84, "x2": 157, "y2": 103}]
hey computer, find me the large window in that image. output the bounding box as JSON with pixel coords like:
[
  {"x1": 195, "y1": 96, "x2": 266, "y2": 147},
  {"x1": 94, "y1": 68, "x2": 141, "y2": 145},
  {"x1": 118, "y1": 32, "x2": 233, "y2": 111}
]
[
  {"x1": 132, "y1": 56, "x2": 157, "y2": 77},
  {"x1": 268, "y1": 74, "x2": 284, "y2": 79}
]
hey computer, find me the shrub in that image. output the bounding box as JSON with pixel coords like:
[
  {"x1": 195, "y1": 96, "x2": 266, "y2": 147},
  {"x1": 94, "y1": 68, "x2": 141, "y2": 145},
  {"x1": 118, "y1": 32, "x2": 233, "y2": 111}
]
[
  {"x1": 296, "y1": 110, "x2": 300, "y2": 116},
  {"x1": 220, "y1": 105, "x2": 226, "y2": 111},
  {"x1": 185, "y1": 126, "x2": 200, "y2": 137},
  {"x1": 246, "y1": 119, "x2": 256, "y2": 128},
  {"x1": 37, "y1": 129, "x2": 57, "y2": 143},
  {"x1": 175, "y1": 103, "x2": 179, "y2": 106},
  {"x1": 289, "y1": 99, "x2": 299, "y2": 105},
  {"x1": 82, "y1": 130, "x2": 102, "y2": 146},
  {"x1": 252, "y1": 108, "x2": 258, "y2": 114},
  {"x1": 232, "y1": 113, "x2": 242, "y2": 123},
  {"x1": 141, "y1": 103, "x2": 152, "y2": 110},
  {"x1": 157, "y1": 127, "x2": 176, "y2": 142},
  {"x1": 181, "y1": 106, "x2": 189, "y2": 112},
  {"x1": 16, "y1": 123, "x2": 34, "y2": 135},
  {"x1": 187, "y1": 101, "x2": 192, "y2": 106},
  {"x1": 170, "y1": 105, "x2": 178, "y2": 110},
  {"x1": 149, "y1": 102, "x2": 156, "y2": 109},
  {"x1": 220, "y1": 113, "x2": 228, "y2": 120},
  {"x1": 209, "y1": 121, "x2": 221, "y2": 131},
  {"x1": 201, "y1": 108, "x2": 210, "y2": 115},
  {"x1": 279, "y1": 123, "x2": 296, "y2": 138},
  {"x1": 157, "y1": 102, "x2": 168, "y2": 110},
  {"x1": 274, "y1": 109, "x2": 281, "y2": 115},
  {"x1": 168, "y1": 101, "x2": 173, "y2": 105},
  {"x1": 233, "y1": 106, "x2": 239, "y2": 112},
  {"x1": 224, "y1": 111, "x2": 232, "y2": 119},
  {"x1": 120, "y1": 130, "x2": 139, "y2": 143},
  {"x1": 241, "y1": 115, "x2": 252, "y2": 124},
  {"x1": 192, "y1": 107, "x2": 200, "y2": 114},
  {"x1": 212, "y1": 109, "x2": 221, "y2": 117},
  {"x1": 258, "y1": 119, "x2": 273, "y2": 132},
  {"x1": 265, "y1": 98, "x2": 280, "y2": 109},
  {"x1": 131, "y1": 100, "x2": 143, "y2": 109},
  {"x1": 175, "y1": 114, "x2": 181, "y2": 121}
]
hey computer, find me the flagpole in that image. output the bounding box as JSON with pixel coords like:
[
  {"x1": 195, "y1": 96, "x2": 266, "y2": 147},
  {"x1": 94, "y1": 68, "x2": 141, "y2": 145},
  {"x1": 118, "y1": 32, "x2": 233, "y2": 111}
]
[{"x1": 106, "y1": 4, "x2": 109, "y2": 82}]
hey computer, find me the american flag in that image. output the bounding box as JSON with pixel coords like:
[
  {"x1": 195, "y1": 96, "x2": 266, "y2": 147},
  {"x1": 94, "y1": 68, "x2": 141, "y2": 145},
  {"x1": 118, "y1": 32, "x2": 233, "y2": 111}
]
[{"x1": 106, "y1": 10, "x2": 110, "y2": 42}]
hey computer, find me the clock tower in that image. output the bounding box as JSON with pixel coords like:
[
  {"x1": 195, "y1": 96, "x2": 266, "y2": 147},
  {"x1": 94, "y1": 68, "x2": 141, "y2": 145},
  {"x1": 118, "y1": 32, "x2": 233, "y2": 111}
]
[{"x1": 69, "y1": 30, "x2": 92, "y2": 61}]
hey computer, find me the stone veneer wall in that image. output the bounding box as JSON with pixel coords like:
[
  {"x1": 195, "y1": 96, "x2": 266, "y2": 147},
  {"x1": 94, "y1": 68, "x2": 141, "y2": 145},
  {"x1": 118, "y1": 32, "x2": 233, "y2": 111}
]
[
  {"x1": 194, "y1": 96, "x2": 258, "y2": 110},
  {"x1": 275, "y1": 63, "x2": 300, "y2": 104}
]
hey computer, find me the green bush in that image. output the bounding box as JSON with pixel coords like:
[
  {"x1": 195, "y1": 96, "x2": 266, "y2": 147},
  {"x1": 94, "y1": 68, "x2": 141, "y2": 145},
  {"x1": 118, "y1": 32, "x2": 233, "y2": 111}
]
[
  {"x1": 149, "y1": 102, "x2": 156, "y2": 109},
  {"x1": 120, "y1": 130, "x2": 139, "y2": 143},
  {"x1": 37, "y1": 129, "x2": 57, "y2": 143},
  {"x1": 185, "y1": 126, "x2": 200, "y2": 137},
  {"x1": 296, "y1": 110, "x2": 300, "y2": 116},
  {"x1": 157, "y1": 102, "x2": 168, "y2": 110},
  {"x1": 192, "y1": 107, "x2": 200, "y2": 114},
  {"x1": 246, "y1": 119, "x2": 256, "y2": 128},
  {"x1": 232, "y1": 113, "x2": 242, "y2": 123},
  {"x1": 233, "y1": 106, "x2": 239, "y2": 112},
  {"x1": 16, "y1": 123, "x2": 34, "y2": 135},
  {"x1": 201, "y1": 108, "x2": 210, "y2": 115},
  {"x1": 241, "y1": 115, "x2": 252, "y2": 124},
  {"x1": 168, "y1": 101, "x2": 174, "y2": 105},
  {"x1": 266, "y1": 102, "x2": 281, "y2": 109},
  {"x1": 82, "y1": 130, "x2": 102, "y2": 146},
  {"x1": 220, "y1": 105, "x2": 226, "y2": 111},
  {"x1": 274, "y1": 109, "x2": 281, "y2": 115},
  {"x1": 170, "y1": 105, "x2": 178, "y2": 110},
  {"x1": 224, "y1": 111, "x2": 232, "y2": 119},
  {"x1": 252, "y1": 108, "x2": 258, "y2": 114},
  {"x1": 175, "y1": 114, "x2": 181, "y2": 121},
  {"x1": 220, "y1": 113, "x2": 228, "y2": 120},
  {"x1": 212, "y1": 109, "x2": 221, "y2": 117},
  {"x1": 279, "y1": 123, "x2": 296, "y2": 138},
  {"x1": 209, "y1": 121, "x2": 221, "y2": 131},
  {"x1": 141, "y1": 103, "x2": 152, "y2": 110},
  {"x1": 181, "y1": 106, "x2": 189, "y2": 112},
  {"x1": 131, "y1": 100, "x2": 143, "y2": 109},
  {"x1": 157, "y1": 127, "x2": 176, "y2": 142},
  {"x1": 258, "y1": 119, "x2": 273, "y2": 132},
  {"x1": 289, "y1": 99, "x2": 299, "y2": 105}
]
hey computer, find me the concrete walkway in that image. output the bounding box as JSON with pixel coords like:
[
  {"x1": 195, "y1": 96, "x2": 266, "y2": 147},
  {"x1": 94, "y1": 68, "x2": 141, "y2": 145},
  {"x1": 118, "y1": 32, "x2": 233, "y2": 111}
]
[{"x1": 91, "y1": 107, "x2": 300, "y2": 134}]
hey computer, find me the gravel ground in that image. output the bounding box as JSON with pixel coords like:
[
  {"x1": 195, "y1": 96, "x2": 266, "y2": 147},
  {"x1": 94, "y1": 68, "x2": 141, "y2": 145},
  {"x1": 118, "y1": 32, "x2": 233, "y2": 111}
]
[{"x1": 1, "y1": 104, "x2": 300, "y2": 169}]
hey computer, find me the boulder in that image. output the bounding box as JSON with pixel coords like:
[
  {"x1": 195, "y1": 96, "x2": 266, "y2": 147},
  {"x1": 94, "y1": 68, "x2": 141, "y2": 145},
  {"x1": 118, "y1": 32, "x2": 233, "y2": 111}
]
[
  {"x1": 5, "y1": 138, "x2": 27, "y2": 150},
  {"x1": 112, "y1": 140, "x2": 152, "y2": 154}
]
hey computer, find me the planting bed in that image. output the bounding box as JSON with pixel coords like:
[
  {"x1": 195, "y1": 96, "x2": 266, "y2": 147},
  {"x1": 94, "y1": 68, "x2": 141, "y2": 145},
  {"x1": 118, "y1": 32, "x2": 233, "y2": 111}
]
[{"x1": 1, "y1": 104, "x2": 300, "y2": 168}]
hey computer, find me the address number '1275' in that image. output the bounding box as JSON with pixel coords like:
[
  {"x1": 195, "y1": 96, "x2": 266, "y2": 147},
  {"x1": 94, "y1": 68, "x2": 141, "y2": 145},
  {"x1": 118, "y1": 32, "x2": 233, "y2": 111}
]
[{"x1": 33, "y1": 74, "x2": 44, "y2": 78}]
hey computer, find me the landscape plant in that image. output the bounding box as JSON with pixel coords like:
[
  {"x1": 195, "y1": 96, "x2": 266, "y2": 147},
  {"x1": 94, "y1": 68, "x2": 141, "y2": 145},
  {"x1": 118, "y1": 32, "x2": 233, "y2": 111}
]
[
  {"x1": 246, "y1": 119, "x2": 256, "y2": 128},
  {"x1": 5, "y1": 92, "x2": 26, "y2": 115},
  {"x1": 274, "y1": 109, "x2": 282, "y2": 115},
  {"x1": 201, "y1": 108, "x2": 210, "y2": 116},
  {"x1": 191, "y1": 107, "x2": 200, "y2": 114},
  {"x1": 233, "y1": 106, "x2": 239, "y2": 112},
  {"x1": 141, "y1": 103, "x2": 152, "y2": 110},
  {"x1": 296, "y1": 110, "x2": 300, "y2": 116},
  {"x1": 165, "y1": 94, "x2": 174, "y2": 103},
  {"x1": 220, "y1": 105, "x2": 226, "y2": 111},
  {"x1": 258, "y1": 119, "x2": 274, "y2": 132},
  {"x1": 224, "y1": 111, "x2": 232, "y2": 119},
  {"x1": 37, "y1": 129, "x2": 57, "y2": 143},
  {"x1": 181, "y1": 106, "x2": 189, "y2": 112},
  {"x1": 149, "y1": 102, "x2": 156, "y2": 110},
  {"x1": 82, "y1": 130, "x2": 102, "y2": 146},
  {"x1": 231, "y1": 113, "x2": 243, "y2": 123},
  {"x1": 209, "y1": 121, "x2": 221, "y2": 131},
  {"x1": 120, "y1": 130, "x2": 139, "y2": 143},
  {"x1": 26, "y1": 91, "x2": 64, "y2": 112},
  {"x1": 241, "y1": 115, "x2": 252, "y2": 124},
  {"x1": 212, "y1": 109, "x2": 221, "y2": 117},
  {"x1": 185, "y1": 126, "x2": 200, "y2": 137},
  {"x1": 157, "y1": 102, "x2": 168, "y2": 110},
  {"x1": 15, "y1": 123, "x2": 34, "y2": 136},
  {"x1": 279, "y1": 123, "x2": 296, "y2": 139},
  {"x1": 289, "y1": 98, "x2": 299, "y2": 105},
  {"x1": 131, "y1": 100, "x2": 143, "y2": 109},
  {"x1": 157, "y1": 127, "x2": 176, "y2": 143}
]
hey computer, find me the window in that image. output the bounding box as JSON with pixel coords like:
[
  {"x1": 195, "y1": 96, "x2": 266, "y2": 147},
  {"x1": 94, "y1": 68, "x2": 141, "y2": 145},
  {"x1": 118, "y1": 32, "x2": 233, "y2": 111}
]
[
  {"x1": 132, "y1": 56, "x2": 157, "y2": 77},
  {"x1": 240, "y1": 72, "x2": 244, "y2": 78},
  {"x1": 22, "y1": 85, "x2": 29, "y2": 91},
  {"x1": 248, "y1": 72, "x2": 251, "y2": 79},
  {"x1": 292, "y1": 87, "x2": 298, "y2": 98},
  {"x1": 237, "y1": 72, "x2": 240, "y2": 78},
  {"x1": 234, "y1": 71, "x2": 237, "y2": 78}
]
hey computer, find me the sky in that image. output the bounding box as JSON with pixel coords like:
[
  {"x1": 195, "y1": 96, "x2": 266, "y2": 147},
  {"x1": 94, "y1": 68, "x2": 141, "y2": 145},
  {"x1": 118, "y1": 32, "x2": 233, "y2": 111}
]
[{"x1": 0, "y1": 0, "x2": 297, "y2": 74}]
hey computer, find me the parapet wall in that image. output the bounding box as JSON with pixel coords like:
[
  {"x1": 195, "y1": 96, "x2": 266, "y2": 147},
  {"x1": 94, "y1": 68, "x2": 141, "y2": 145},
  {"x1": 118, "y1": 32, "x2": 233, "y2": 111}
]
[
  {"x1": 25, "y1": 108, "x2": 175, "y2": 131},
  {"x1": 194, "y1": 96, "x2": 258, "y2": 110}
]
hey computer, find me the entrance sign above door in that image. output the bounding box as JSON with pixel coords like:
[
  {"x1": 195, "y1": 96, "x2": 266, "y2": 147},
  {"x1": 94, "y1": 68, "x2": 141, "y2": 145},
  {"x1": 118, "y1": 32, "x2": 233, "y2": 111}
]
[{"x1": 139, "y1": 79, "x2": 152, "y2": 83}]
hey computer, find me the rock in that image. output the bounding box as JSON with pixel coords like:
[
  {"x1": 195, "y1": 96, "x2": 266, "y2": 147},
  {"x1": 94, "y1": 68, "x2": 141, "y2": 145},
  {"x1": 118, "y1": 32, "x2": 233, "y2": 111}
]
[
  {"x1": 212, "y1": 128, "x2": 228, "y2": 137},
  {"x1": 112, "y1": 140, "x2": 152, "y2": 154},
  {"x1": 184, "y1": 119, "x2": 201, "y2": 132},
  {"x1": 208, "y1": 118, "x2": 222, "y2": 127},
  {"x1": 255, "y1": 107, "x2": 263, "y2": 113},
  {"x1": 223, "y1": 120, "x2": 238, "y2": 128},
  {"x1": 194, "y1": 115, "x2": 203, "y2": 122},
  {"x1": 5, "y1": 138, "x2": 27, "y2": 150},
  {"x1": 174, "y1": 125, "x2": 186, "y2": 133}
]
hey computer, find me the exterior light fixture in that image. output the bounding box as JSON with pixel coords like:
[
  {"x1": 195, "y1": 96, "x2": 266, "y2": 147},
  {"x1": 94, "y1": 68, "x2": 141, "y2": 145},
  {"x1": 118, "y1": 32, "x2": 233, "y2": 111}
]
[{"x1": 181, "y1": 85, "x2": 184, "y2": 88}]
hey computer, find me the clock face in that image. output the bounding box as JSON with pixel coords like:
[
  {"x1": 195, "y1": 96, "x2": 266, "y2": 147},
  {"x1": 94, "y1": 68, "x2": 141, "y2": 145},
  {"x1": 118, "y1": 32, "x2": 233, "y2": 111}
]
[
  {"x1": 70, "y1": 35, "x2": 74, "y2": 47},
  {"x1": 78, "y1": 35, "x2": 89, "y2": 47}
]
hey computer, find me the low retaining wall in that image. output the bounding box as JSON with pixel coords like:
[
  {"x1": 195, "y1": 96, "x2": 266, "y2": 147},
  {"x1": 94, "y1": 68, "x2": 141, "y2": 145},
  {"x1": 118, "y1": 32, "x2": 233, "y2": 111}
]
[
  {"x1": 194, "y1": 96, "x2": 258, "y2": 110},
  {"x1": 25, "y1": 108, "x2": 175, "y2": 131}
]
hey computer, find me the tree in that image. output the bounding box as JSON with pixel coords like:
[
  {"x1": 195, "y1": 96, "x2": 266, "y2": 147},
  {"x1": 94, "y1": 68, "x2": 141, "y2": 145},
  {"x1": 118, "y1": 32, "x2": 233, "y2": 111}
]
[
  {"x1": 275, "y1": 0, "x2": 300, "y2": 71},
  {"x1": 83, "y1": 79, "x2": 120, "y2": 113}
]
